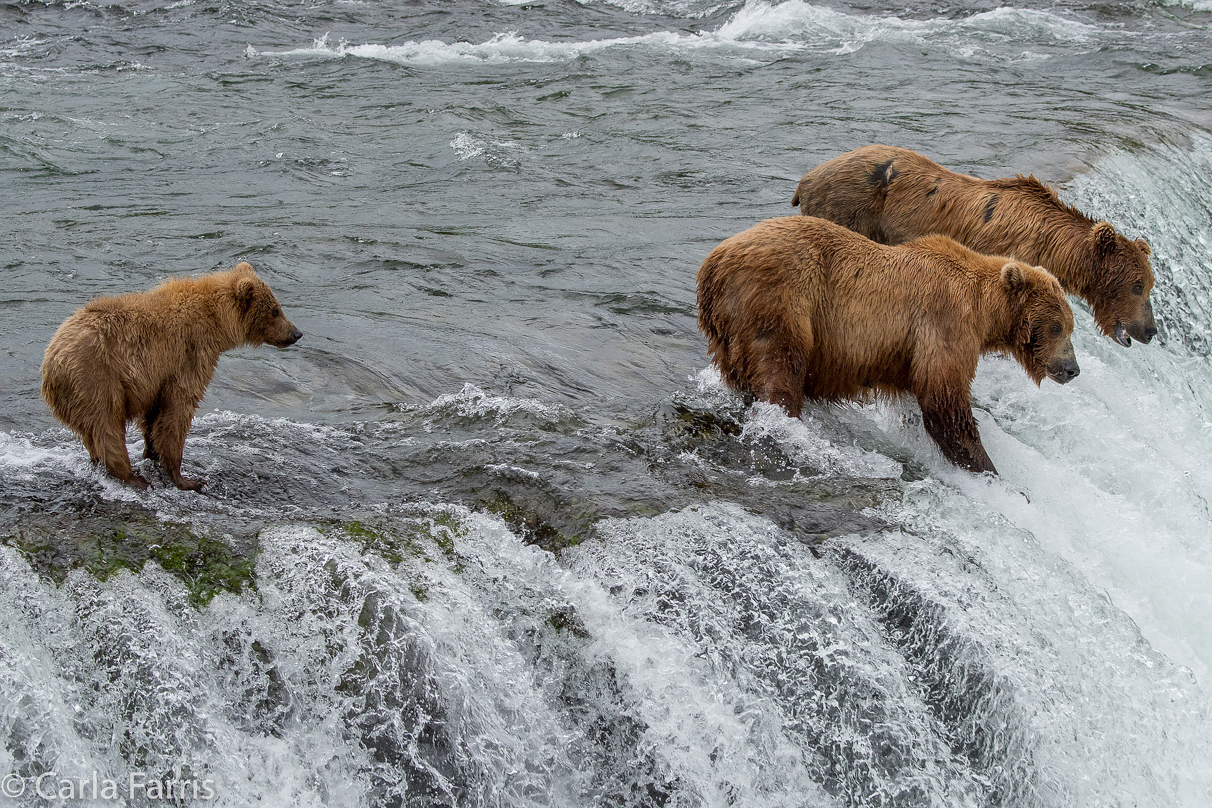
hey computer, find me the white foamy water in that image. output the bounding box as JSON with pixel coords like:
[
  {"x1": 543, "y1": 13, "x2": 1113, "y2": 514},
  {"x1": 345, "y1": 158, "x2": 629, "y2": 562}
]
[
  {"x1": 773, "y1": 331, "x2": 1212, "y2": 672},
  {"x1": 580, "y1": 0, "x2": 735, "y2": 19},
  {"x1": 701, "y1": 366, "x2": 1212, "y2": 805},
  {"x1": 717, "y1": 1, "x2": 1095, "y2": 56},
  {"x1": 247, "y1": 2, "x2": 1101, "y2": 67},
  {"x1": 0, "y1": 512, "x2": 841, "y2": 806},
  {"x1": 248, "y1": 30, "x2": 732, "y2": 66},
  {"x1": 449, "y1": 132, "x2": 528, "y2": 168},
  {"x1": 1160, "y1": 0, "x2": 1212, "y2": 11},
  {"x1": 692, "y1": 367, "x2": 904, "y2": 479},
  {"x1": 421, "y1": 382, "x2": 576, "y2": 425},
  {"x1": 0, "y1": 430, "x2": 83, "y2": 480},
  {"x1": 1, "y1": 36, "x2": 45, "y2": 60}
]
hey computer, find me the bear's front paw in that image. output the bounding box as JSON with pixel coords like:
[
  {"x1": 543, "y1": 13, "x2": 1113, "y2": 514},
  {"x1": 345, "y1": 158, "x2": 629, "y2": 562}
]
[
  {"x1": 128, "y1": 474, "x2": 151, "y2": 491},
  {"x1": 172, "y1": 476, "x2": 206, "y2": 492}
]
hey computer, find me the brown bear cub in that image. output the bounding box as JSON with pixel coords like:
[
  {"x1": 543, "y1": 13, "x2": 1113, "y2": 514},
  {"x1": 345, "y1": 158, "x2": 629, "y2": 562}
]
[
  {"x1": 792, "y1": 145, "x2": 1157, "y2": 347},
  {"x1": 41, "y1": 262, "x2": 302, "y2": 491},
  {"x1": 697, "y1": 217, "x2": 1079, "y2": 474}
]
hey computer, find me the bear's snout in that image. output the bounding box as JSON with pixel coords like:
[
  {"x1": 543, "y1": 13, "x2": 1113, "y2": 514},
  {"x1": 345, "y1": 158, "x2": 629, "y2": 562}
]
[
  {"x1": 1123, "y1": 299, "x2": 1158, "y2": 345},
  {"x1": 1048, "y1": 357, "x2": 1080, "y2": 384},
  {"x1": 275, "y1": 327, "x2": 302, "y2": 348},
  {"x1": 1045, "y1": 336, "x2": 1079, "y2": 384}
]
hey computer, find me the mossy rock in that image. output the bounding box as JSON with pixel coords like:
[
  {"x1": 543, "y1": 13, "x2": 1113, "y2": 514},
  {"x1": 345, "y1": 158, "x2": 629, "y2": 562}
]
[
  {"x1": 147, "y1": 532, "x2": 258, "y2": 607},
  {"x1": 317, "y1": 508, "x2": 469, "y2": 596},
  {"x1": 0, "y1": 502, "x2": 259, "y2": 607},
  {"x1": 326, "y1": 509, "x2": 467, "y2": 565},
  {"x1": 478, "y1": 490, "x2": 586, "y2": 555}
]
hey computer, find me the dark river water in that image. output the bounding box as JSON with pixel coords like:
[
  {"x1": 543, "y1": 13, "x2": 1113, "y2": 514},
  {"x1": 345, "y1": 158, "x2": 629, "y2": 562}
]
[{"x1": 2, "y1": 1, "x2": 1212, "y2": 806}]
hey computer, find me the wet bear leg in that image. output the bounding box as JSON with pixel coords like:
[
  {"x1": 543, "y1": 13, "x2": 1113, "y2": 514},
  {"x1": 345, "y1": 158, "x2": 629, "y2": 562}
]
[
  {"x1": 751, "y1": 326, "x2": 810, "y2": 419},
  {"x1": 90, "y1": 417, "x2": 150, "y2": 490},
  {"x1": 150, "y1": 388, "x2": 204, "y2": 491},
  {"x1": 79, "y1": 428, "x2": 101, "y2": 467},
  {"x1": 919, "y1": 394, "x2": 997, "y2": 474}
]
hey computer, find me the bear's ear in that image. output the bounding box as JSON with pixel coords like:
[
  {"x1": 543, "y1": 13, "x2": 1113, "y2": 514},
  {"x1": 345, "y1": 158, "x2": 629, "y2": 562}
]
[
  {"x1": 1091, "y1": 221, "x2": 1118, "y2": 254},
  {"x1": 1000, "y1": 262, "x2": 1027, "y2": 292},
  {"x1": 233, "y1": 261, "x2": 255, "y2": 275},
  {"x1": 1135, "y1": 238, "x2": 1151, "y2": 257},
  {"x1": 235, "y1": 277, "x2": 258, "y2": 311}
]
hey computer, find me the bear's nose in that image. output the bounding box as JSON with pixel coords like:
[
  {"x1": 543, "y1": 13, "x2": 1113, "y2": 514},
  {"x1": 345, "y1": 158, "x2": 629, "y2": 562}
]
[
  {"x1": 1143, "y1": 324, "x2": 1158, "y2": 342},
  {"x1": 1059, "y1": 360, "x2": 1079, "y2": 383}
]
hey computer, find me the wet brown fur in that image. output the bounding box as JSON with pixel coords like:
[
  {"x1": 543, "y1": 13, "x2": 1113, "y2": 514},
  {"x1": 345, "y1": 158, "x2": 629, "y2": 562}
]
[
  {"x1": 697, "y1": 217, "x2": 1077, "y2": 474},
  {"x1": 41, "y1": 262, "x2": 302, "y2": 490},
  {"x1": 792, "y1": 145, "x2": 1156, "y2": 343}
]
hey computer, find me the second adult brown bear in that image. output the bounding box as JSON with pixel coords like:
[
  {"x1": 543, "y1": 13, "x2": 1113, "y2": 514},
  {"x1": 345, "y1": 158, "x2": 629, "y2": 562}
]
[
  {"x1": 791, "y1": 145, "x2": 1157, "y2": 348},
  {"x1": 41, "y1": 262, "x2": 302, "y2": 491},
  {"x1": 696, "y1": 216, "x2": 1079, "y2": 475}
]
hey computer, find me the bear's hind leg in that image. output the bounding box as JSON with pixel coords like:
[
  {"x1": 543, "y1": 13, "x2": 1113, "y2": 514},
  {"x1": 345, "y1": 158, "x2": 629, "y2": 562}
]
[
  {"x1": 150, "y1": 388, "x2": 205, "y2": 491},
  {"x1": 748, "y1": 326, "x2": 810, "y2": 419},
  {"x1": 919, "y1": 393, "x2": 997, "y2": 474},
  {"x1": 139, "y1": 401, "x2": 162, "y2": 463},
  {"x1": 78, "y1": 429, "x2": 101, "y2": 466},
  {"x1": 89, "y1": 418, "x2": 150, "y2": 490}
]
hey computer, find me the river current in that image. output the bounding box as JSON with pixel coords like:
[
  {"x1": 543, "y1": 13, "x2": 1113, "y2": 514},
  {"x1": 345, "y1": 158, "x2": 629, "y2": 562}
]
[{"x1": 2, "y1": 1, "x2": 1211, "y2": 806}]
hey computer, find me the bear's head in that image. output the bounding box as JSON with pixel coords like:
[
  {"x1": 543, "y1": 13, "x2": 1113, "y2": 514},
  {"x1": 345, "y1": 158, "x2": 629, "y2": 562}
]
[
  {"x1": 1002, "y1": 262, "x2": 1079, "y2": 386},
  {"x1": 232, "y1": 263, "x2": 303, "y2": 348},
  {"x1": 1087, "y1": 222, "x2": 1157, "y2": 347}
]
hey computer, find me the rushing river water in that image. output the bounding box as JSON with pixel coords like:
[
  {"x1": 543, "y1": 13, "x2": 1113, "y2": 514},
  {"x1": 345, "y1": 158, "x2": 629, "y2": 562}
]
[{"x1": 3, "y1": 1, "x2": 1212, "y2": 806}]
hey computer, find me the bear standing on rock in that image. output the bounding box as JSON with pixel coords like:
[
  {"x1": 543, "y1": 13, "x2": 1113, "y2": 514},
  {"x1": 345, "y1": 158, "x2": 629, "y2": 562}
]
[
  {"x1": 697, "y1": 216, "x2": 1078, "y2": 474},
  {"x1": 791, "y1": 145, "x2": 1157, "y2": 347},
  {"x1": 41, "y1": 262, "x2": 302, "y2": 491}
]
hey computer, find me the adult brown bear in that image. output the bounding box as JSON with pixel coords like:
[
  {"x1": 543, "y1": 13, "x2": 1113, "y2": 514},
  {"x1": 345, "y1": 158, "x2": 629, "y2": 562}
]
[
  {"x1": 696, "y1": 216, "x2": 1078, "y2": 474},
  {"x1": 791, "y1": 145, "x2": 1157, "y2": 347},
  {"x1": 41, "y1": 262, "x2": 302, "y2": 491}
]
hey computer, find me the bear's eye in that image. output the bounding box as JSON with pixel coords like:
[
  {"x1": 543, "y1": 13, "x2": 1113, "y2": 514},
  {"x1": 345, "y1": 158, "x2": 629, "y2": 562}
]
[
  {"x1": 272, "y1": 307, "x2": 282, "y2": 318},
  {"x1": 1049, "y1": 322, "x2": 1063, "y2": 337},
  {"x1": 1131, "y1": 283, "x2": 1144, "y2": 296}
]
